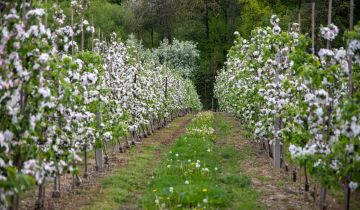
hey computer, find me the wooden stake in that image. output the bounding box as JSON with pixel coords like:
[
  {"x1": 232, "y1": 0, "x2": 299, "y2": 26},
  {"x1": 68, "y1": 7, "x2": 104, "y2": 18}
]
[
  {"x1": 311, "y1": 1, "x2": 315, "y2": 54},
  {"x1": 95, "y1": 148, "x2": 103, "y2": 171},
  {"x1": 91, "y1": 17, "x2": 94, "y2": 51},
  {"x1": 321, "y1": 187, "x2": 327, "y2": 210},
  {"x1": 321, "y1": 1, "x2": 332, "y2": 205},
  {"x1": 304, "y1": 165, "x2": 310, "y2": 191},
  {"x1": 273, "y1": 140, "x2": 281, "y2": 168},
  {"x1": 348, "y1": 0, "x2": 354, "y2": 96},
  {"x1": 326, "y1": 0, "x2": 332, "y2": 49},
  {"x1": 297, "y1": 0, "x2": 302, "y2": 33},
  {"x1": 344, "y1": 181, "x2": 351, "y2": 210},
  {"x1": 71, "y1": 8, "x2": 74, "y2": 55},
  {"x1": 45, "y1": 0, "x2": 48, "y2": 28},
  {"x1": 273, "y1": 53, "x2": 281, "y2": 168},
  {"x1": 81, "y1": 0, "x2": 85, "y2": 52},
  {"x1": 83, "y1": 148, "x2": 88, "y2": 178},
  {"x1": 81, "y1": 19, "x2": 84, "y2": 51},
  {"x1": 344, "y1": 1, "x2": 354, "y2": 210},
  {"x1": 95, "y1": 111, "x2": 103, "y2": 171},
  {"x1": 327, "y1": 0, "x2": 332, "y2": 25},
  {"x1": 22, "y1": 0, "x2": 26, "y2": 21}
]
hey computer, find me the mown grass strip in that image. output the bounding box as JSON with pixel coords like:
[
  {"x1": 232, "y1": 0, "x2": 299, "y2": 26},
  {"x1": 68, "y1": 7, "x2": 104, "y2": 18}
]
[{"x1": 142, "y1": 112, "x2": 226, "y2": 209}]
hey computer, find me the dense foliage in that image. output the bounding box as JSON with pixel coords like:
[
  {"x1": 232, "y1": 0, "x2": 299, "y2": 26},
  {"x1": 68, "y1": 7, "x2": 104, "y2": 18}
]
[{"x1": 215, "y1": 16, "x2": 360, "y2": 192}]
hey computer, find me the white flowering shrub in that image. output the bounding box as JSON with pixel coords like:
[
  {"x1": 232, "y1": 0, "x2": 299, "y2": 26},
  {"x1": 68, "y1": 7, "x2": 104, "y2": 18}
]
[
  {"x1": 152, "y1": 38, "x2": 200, "y2": 78},
  {"x1": 215, "y1": 16, "x2": 360, "y2": 192}
]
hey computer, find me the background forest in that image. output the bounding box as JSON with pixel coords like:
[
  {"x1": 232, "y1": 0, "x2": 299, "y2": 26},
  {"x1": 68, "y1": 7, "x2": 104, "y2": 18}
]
[{"x1": 14, "y1": 0, "x2": 360, "y2": 109}]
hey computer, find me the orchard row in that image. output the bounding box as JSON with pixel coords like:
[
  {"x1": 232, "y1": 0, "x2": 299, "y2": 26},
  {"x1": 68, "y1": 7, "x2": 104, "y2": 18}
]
[
  {"x1": 0, "y1": 1, "x2": 201, "y2": 208},
  {"x1": 215, "y1": 14, "x2": 359, "y2": 207}
]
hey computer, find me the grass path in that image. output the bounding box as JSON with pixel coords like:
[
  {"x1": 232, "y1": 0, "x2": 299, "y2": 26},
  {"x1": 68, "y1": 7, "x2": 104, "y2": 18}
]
[
  {"x1": 216, "y1": 112, "x2": 316, "y2": 210},
  {"x1": 80, "y1": 114, "x2": 194, "y2": 210},
  {"x1": 214, "y1": 112, "x2": 263, "y2": 209},
  {"x1": 140, "y1": 111, "x2": 262, "y2": 209}
]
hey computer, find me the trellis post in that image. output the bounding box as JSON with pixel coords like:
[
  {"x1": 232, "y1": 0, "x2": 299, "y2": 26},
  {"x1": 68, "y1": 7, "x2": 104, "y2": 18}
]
[
  {"x1": 71, "y1": 8, "x2": 74, "y2": 55},
  {"x1": 91, "y1": 17, "x2": 94, "y2": 51},
  {"x1": 297, "y1": 0, "x2": 302, "y2": 33},
  {"x1": 44, "y1": 0, "x2": 48, "y2": 27},
  {"x1": 320, "y1": 1, "x2": 333, "y2": 208},
  {"x1": 344, "y1": 1, "x2": 354, "y2": 209},
  {"x1": 311, "y1": 0, "x2": 315, "y2": 54},
  {"x1": 273, "y1": 53, "x2": 281, "y2": 168},
  {"x1": 326, "y1": 0, "x2": 332, "y2": 49},
  {"x1": 95, "y1": 111, "x2": 103, "y2": 171}
]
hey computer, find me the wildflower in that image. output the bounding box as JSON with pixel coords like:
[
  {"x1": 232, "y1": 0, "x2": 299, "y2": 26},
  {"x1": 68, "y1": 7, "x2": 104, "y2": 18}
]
[
  {"x1": 153, "y1": 189, "x2": 157, "y2": 192},
  {"x1": 167, "y1": 165, "x2": 171, "y2": 168},
  {"x1": 155, "y1": 199, "x2": 159, "y2": 204},
  {"x1": 169, "y1": 187, "x2": 174, "y2": 193},
  {"x1": 185, "y1": 180, "x2": 189, "y2": 185},
  {"x1": 203, "y1": 197, "x2": 208, "y2": 204},
  {"x1": 202, "y1": 188, "x2": 208, "y2": 192}
]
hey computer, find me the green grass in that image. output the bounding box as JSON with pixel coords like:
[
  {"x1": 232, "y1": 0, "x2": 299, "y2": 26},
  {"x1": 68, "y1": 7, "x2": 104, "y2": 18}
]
[
  {"x1": 141, "y1": 112, "x2": 264, "y2": 209},
  {"x1": 215, "y1": 113, "x2": 264, "y2": 210},
  {"x1": 142, "y1": 112, "x2": 233, "y2": 209},
  {"x1": 141, "y1": 135, "x2": 232, "y2": 209}
]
